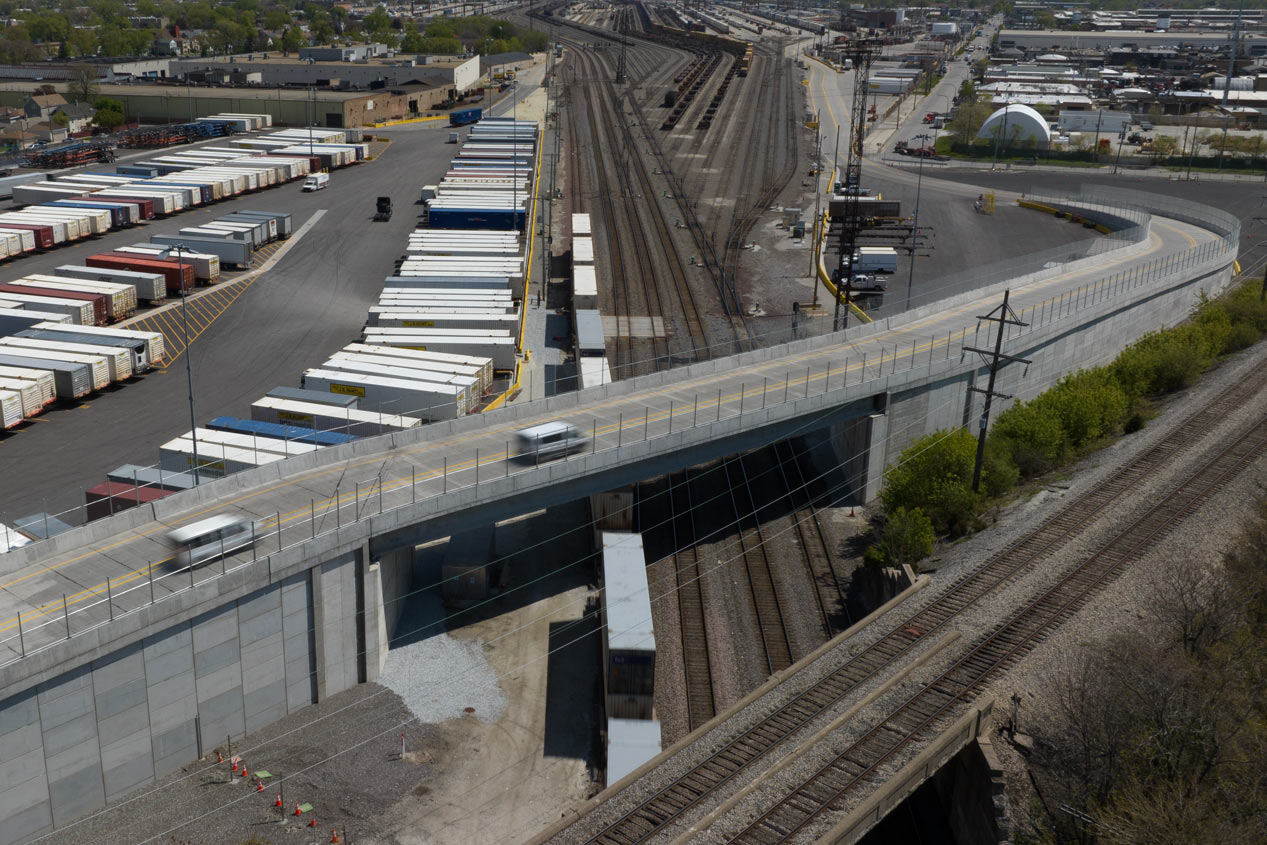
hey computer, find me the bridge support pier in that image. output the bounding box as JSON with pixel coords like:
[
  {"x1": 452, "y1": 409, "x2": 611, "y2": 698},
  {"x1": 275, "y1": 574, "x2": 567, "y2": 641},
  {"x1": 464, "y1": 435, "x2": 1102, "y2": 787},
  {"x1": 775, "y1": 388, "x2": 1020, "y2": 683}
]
[{"x1": 831, "y1": 401, "x2": 889, "y2": 505}]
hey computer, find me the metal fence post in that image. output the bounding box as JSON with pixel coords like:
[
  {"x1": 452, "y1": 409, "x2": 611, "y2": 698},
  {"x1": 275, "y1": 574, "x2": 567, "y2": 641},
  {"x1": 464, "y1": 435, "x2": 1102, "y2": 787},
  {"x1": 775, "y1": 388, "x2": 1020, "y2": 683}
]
[
  {"x1": 378, "y1": 474, "x2": 384, "y2": 514},
  {"x1": 475, "y1": 449, "x2": 480, "y2": 486},
  {"x1": 443, "y1": 458, "x2": 447, "y2": 493},
  {"x1": 717, "y1": 388, "x2": 722, "y2": 420},
  {"x1": 668, "y1": 401, "x2": 673, "y2": 434},
  {"x1": 506, "y1": 442, "x2": 510, "y2": 475},
  {"x1": 805, "y1": 366, "x2": 810, "y2": 398},
  {"x1": 16, "y1": 612, "x2": 24, "y2": 657},
  {"x1": 276, "y1": 512, "x2": 281, "y2": 554},
  {"x1": 148, "y1": 564, "x2": 155, "y2": 603},
  {"x1": 825, "y1": 361, "x2": 831, "y2": 393},
  {"x1": 107, "y1": 577, "x2": 113, "y2": 621},
  {"x1": 693, "y1": 394, "x2": 698, "y2": 427},
  {"x1": 618, "y1": 413, "x2": 623, "y2": 447},
  {"x1": 592, "y1": 420, "x2": 597, "y2": 452},
  {"x1": 783, "y1": 372, "x2": 789, "y2": 402},
  {"x1": 63, "y1": 594, "x2": 70, "y2": 638},
  {"x1": 354, "y1": 481, "x2": 360, "y2": 520},
  {"x1": 411, "y1": 467, "x2": 416, "y2": 503},
  {"x1": 310, "y1": 500, "x2": 315, "y2": 538},
  {"x1": 644, "y1": 408, "x2": 649, "y2": 440},
  {"x1": 336, "y1": 489, "x2": 341, "y2": 528},
  {"x1": 221, "y1": 533, "x2": 227, "y2": 574}
]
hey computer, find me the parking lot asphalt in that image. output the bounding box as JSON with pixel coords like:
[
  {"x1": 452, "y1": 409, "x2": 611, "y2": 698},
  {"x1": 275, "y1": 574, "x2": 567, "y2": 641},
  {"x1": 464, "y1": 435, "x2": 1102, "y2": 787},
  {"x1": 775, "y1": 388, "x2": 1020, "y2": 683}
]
[{"x1": 0, "y1": 121, "x2": 459, "y2": 524}]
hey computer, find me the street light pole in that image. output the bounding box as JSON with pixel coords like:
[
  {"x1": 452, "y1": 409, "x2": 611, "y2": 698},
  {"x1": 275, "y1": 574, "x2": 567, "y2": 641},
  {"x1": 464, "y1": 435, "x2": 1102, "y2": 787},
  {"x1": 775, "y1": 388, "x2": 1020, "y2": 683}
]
[{"x1": 905, "y1": 132, "x2": 930, "y2": 311}]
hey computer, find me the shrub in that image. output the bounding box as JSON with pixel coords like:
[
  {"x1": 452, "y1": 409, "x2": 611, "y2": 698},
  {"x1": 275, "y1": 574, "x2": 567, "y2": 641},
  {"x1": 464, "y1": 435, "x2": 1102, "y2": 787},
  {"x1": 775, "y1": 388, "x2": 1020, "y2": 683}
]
[
  {"x1": 880, "y1": 429, "x2": 982, "y2": 535},
  {"x1": 981, "y1": 438, "x2": 1020, "y2": 497},
  {"x1": 1113, "y1": 329, "x2": 1207, "y2": 397},
  {"x1": 1222, "y1": 286, "x2": 1267, "y2": 334},
  {"x1": 1036, "y1": 369, "x2": 1129, "y2": 449},
  {"x1": 993, "y1": 399, "x2": 1066, "y2": 464},
  {"x1": 1223, "y1": 320, "x2": 1260, "y2": 353},
  {"x1": 867, "y1": 506, "x2": 935, "y2": 569}
]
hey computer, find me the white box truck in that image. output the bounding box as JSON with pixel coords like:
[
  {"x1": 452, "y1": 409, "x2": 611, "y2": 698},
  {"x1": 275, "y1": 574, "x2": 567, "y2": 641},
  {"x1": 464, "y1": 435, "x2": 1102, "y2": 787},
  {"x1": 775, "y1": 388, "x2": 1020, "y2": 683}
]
[
  {"x1": 851, "y1": 246, "x2": 898, "y2": 274},
  {"x1": 303, "y1": 172, "x2": 330, "y2": 191}
]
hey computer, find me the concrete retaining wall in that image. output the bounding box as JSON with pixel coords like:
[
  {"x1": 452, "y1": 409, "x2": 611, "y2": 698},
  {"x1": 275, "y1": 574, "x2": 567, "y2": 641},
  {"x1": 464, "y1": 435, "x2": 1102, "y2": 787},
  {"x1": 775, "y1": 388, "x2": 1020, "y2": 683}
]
[{"x1": 0, "y1": 562, "x2": 346, "y2": 844}]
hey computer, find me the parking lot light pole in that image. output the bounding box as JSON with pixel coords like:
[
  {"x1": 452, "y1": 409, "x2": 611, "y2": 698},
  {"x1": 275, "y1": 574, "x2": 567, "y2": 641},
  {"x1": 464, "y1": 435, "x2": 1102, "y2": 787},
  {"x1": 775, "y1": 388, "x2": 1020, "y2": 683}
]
[
  {"x1": 178, "y1": 244, "x2": 199, "y2": 485},
  {"x1": 162, "y1": 243, "x2": 199, "y2": 484}
]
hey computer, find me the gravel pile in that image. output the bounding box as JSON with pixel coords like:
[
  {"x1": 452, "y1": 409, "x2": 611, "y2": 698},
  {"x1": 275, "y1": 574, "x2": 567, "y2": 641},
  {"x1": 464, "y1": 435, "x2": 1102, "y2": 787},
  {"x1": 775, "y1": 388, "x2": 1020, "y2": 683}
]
[{"x1": 379, "y1": 590, "x2": 507, "y2": 725}]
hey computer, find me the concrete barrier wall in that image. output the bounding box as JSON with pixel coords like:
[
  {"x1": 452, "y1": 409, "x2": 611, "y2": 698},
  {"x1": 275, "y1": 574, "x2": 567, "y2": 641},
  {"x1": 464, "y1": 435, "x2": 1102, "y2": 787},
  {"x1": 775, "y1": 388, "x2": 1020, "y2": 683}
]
[{"x1": 0, "y1": 565, "x2": 332, "y2": 843}]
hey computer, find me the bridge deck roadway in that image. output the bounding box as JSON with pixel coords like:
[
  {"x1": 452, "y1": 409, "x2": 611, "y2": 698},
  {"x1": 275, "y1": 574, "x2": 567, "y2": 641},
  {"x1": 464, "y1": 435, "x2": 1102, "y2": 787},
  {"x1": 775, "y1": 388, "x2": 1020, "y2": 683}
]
[{"x1": 0, "y1": 209, "x2": 1223, "y2": 668}]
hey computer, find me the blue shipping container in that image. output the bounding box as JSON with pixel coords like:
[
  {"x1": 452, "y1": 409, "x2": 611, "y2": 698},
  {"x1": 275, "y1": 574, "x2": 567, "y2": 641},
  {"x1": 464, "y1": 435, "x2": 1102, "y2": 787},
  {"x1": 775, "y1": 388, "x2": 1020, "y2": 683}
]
[
  {"x1": 450, "y1": 107, "x2": 483, "y2": 126},
  {"x1": 427, "y1": 206, "x2": 525, "y2": 230},
  {"x1": 206, "y1": 416, "x2": 358, "y2": 446}
]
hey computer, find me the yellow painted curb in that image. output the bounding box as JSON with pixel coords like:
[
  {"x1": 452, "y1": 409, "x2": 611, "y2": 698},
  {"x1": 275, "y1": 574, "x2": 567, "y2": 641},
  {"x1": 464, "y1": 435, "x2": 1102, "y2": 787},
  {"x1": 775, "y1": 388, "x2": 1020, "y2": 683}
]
[
  {"x1": 483, "y1": 125, "x2": 545, "y2": 412},
  {"x1": 374, "y1": 115, "x2": 447, "y2": 127}
]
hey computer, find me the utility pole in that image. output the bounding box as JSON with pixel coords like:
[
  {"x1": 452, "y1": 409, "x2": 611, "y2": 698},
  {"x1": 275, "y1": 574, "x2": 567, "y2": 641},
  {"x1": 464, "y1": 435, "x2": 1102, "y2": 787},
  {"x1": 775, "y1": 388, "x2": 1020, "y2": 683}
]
[
  {"x1": 808, "y1": 116, "x2": 821, "y2": 285},
  {"x1": 834, "y1": 37, "x2": 877, "y2": 333},
  {"x1": 964, "y1": 290, "x2": 1030, "y2": 492}
]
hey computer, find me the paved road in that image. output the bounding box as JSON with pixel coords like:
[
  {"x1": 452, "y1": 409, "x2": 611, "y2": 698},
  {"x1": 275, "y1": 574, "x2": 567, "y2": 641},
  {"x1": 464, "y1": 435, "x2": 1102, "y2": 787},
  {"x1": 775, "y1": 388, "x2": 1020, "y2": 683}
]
[
  {"x1": 0, "y1": 121, "x2": 459, "y2": 524},
  {"x1": 0, "y1": 200, "x2": 1222, "y2": 663}
]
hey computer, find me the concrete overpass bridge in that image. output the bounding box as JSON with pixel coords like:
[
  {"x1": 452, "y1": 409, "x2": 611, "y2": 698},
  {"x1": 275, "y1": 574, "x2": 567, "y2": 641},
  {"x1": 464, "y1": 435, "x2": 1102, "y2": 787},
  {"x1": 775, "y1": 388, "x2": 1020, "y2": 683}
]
[{"x1": 0, "y1": 188, "x2": 1239, "y2": 841}]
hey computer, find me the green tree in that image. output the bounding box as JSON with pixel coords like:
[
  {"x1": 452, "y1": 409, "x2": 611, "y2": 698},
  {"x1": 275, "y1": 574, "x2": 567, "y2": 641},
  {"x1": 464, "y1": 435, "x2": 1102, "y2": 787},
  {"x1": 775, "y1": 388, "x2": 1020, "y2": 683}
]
[
  {"x1": 880, "y1": 428, "x2": 982, "y2": 536},
  {"x1": 262, "y1": 9, "x2": 290, "y2": 30},
  {"x1": 24, "y1": 10, "x2": 71, "y2": 43},
  {"x1": 949, "y1": 100, "x2": 991, "y2": 145},
  {"x1": 280, "y1": 25, "x2": 305, "y2": 52},
  {"x1": 92, "y1": 96, "x2": 125, "y2": 128},
  {"x1": 364, "y1": 7, "x2": 391, "y2": 39},
  {"x1": 1151, "y1": 134, "x2": 1178, "y2": 161},
  {"x1": 869, "y1": 507, "x2": 935, "y2": 569},
  {"x1": 309, "y1": 11, "x2": 334, "y2": 44},
  {"x1": 65, "y1": 27, "x2": 98, "y2": 57},
  {"x1": 51, "y1": 110, "x2": 69, "y2": 128},
  {"x1": 400, "y1": 23, "x2": 424, "y2": 53}
]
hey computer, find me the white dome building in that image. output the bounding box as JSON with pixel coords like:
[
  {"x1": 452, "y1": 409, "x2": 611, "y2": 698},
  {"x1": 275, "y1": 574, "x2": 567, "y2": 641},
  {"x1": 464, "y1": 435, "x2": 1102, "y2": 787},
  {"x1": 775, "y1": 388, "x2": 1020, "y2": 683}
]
[{"x1": 975, "y1": 104, "x2": 1052, "y2": 147}]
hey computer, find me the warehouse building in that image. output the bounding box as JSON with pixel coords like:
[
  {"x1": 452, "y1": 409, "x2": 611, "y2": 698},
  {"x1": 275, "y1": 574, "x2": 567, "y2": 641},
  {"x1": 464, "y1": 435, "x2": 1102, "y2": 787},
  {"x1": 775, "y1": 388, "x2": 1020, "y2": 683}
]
[{"x1": 0, "y1": 80, "x2": 451, "y2": 127}]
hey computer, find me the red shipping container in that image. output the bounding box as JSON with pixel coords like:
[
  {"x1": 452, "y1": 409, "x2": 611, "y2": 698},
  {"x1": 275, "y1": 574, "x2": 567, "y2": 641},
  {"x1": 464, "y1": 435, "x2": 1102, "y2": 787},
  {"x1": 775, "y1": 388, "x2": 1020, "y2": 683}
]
[
  {"x1": 85, "y1": 480, "x2": 172, "y2": 521},
  {"x1": 0, "y1": 222, "x2": 56, "y2": 249},
  {"x1": 86, "y1": 254, "x2": 195, "y2": 294},
  {"x1": 0, "y1": 283, "x2": 109, "y2": 325}
]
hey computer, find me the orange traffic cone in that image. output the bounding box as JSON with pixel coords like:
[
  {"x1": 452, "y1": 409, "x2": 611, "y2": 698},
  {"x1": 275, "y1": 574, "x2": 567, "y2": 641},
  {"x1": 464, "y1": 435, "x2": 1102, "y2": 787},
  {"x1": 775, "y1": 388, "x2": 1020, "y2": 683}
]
[
  {"x1": 216, "y1": 751, "x2": 223, "y2": 764},
  {"x1": 308, "y1": 815, "x2": 318, "y2": 828},
  {"x1": 231, "y1": 761, "x2": 238, "y2": 773},
  {"x1": 275, "y1": 793, "x2": 282, "y2": 808},
  {"x1": 849, "y1": 507, "x2": 855, "y2": 517},
  {"x1": 331, "y1": 829, "x2": 341, "y2": 844},
  {"x1": 294, "y1": 802, "x2": 302, "y2": 816},
  {"x1": 255, "y1": 780, "x2": 264, "y2": 792},
  {"x1": 241, "y1": 764, "x2": 248, "y2": 778}
]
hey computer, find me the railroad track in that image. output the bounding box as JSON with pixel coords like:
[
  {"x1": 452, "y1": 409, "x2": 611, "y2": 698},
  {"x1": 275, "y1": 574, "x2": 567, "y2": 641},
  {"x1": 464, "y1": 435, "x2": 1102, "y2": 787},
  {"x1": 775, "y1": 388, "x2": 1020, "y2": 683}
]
[
  {"x1": 671, "y1": 467, "x2": 716, "y2": 730},
  {"x1": 564, "y1": 362, "x2": 1267, "y2": 845},
  {"x1": 774, "y1": 440, "x2": 849, "y2": 639},
  {"x1": 558, "y1": 21, "x2": 733, "y2": 375},
  {"x1": 720, "y1": 41, "x2": 800, "y2": 295},
  {"x1": 729, "y1": 410, "x2": 1267, "y2": 843},
  {"x1": 723, "y1": 454, "x2": 794, "y2": 674}
]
